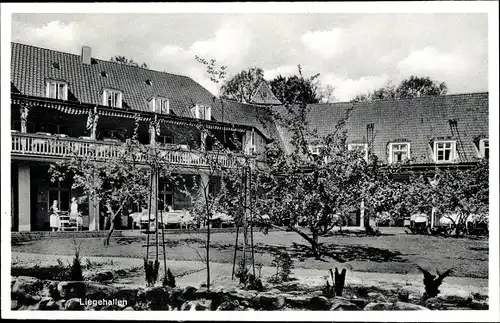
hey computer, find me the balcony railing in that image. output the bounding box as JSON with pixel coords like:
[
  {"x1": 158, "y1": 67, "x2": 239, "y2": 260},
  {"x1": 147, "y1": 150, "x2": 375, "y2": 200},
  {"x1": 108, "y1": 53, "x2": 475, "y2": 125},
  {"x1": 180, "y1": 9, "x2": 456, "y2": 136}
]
[{"x1": 11, "y1": 132, "x2": 252, "y2": 168}]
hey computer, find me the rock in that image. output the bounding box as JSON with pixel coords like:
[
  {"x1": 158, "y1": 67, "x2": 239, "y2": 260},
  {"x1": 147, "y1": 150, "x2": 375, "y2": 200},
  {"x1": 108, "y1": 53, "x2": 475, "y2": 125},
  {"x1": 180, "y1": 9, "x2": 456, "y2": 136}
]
[
  {"x1": 41, "y1": 281, "x2": 60, "y2": 298},
  {"x1": 57, "y1": 281, "x2": 86, "y2": 299},
  {"x1": 37, "y1": 297, "x2": 53, "y2": 310},
  {"x1": 85, "y1": 282, "x2": 118, "y2": 300},
  {"x1": 392, "y1": 301, "x2": 430, "y2": 311},
  {"x1": 65, "y1": 298, "x2": 84, "y2": 310},
  {"x1": 348, "y1": 298, "x2": 367, "y2": 309},
  {"x1": 309, "y1": 291, "x2": 324, "y2": 297},
  {"x1": 194, "y1": 287, "x2": 210, "y2": 299},
  {"x1": 364, "y1": 302, "x2": 393, "y2": 311},
  {"x1": 229, "y1": 289, "x2": 258, "y2": 303},
  {"x1": 366, "y1": 292, "x2": 386, "y2": 302},
  {"x1": 11, "y1": 276, "x2": 44, "y2": 300},
  {"x1": 397, "y1": 290, "x2": 410, "y2": 302},
  {"x1": 217, "y1": 300, "x2": 240, "y2": 311},
  {"x1": 425, "y1": 297, "x2": 444, "y2": 310},
  {"x1": 253, "y1": 292, "x2": 285, "y2": 310},
  {"x1": 438, "y1": 294, "x2": 472, "y2": 307},
  {"x1": 183, "y1": 286, "x2": 197, "y2": 300},
  {"x1": 284, "y1": 294, "x2": 311, "y2": 307},
  {"x1": 330, "y1": 297, "x2": 359, "y2": 311},
  {"x1": 87, "y1": 270, "x2": 114, "y2": 282},
  {"x1": 168, "y1": 288, "x2": 185, "y2": 308},
  {"x1": 308, "y1": 296, "x2": 331, "y2": 311},
  {"x1": 11, "y1": 300, "x2": 20, "y2": 310},
  {"x1": 468, "y1": 300, "x2": 488, "y2": 310},
  {"x1": 181, "y1": 299, "x2": 212, "y2": 311},
  {"x1": 22, "y1": 294, "x2": 41, "y2": 305},
  {"x1": 123, "y1": 307, "x2": 135, "y2": 311},
  {"x1": 144, "y1": 286, "x2": 172, "y2": 310},
  {"x1": 45, "y1": 300, "x2": 60, "y2": 310},
  {"x1": 115, "y1": 288, "x2": 138, "y2": 306}
]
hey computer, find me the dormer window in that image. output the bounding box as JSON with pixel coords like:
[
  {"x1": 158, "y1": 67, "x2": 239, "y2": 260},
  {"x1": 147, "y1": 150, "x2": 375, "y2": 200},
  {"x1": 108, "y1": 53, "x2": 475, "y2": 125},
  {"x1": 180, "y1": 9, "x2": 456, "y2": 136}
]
[
  {"x1": 479, "y1": 139, "x2": 489, "y2": 159},
  {"x1": 308, "y1": 145, "x2": 321, "y2": 156},
  {"x1": 433, "y1": 140, "x2": 457, "y2": 163},
  {"x1": 103, "y1": 89, "x2": 122, "y2": 108},
  {"x1": 388, "y1": 142, "x2": 410, "y2": 164},
  {"x1": 151, "y1": 97, "x2": 170, "y2": 114},
  {"x1": 191, "y1": 104, "x2": 211, "y2": 120},
  {"x1": 46, "y1": 80, "x2": 68, "y2": 100},
  {"x1": 348, "y1": 143, "x2": 368, "y2": 162}
]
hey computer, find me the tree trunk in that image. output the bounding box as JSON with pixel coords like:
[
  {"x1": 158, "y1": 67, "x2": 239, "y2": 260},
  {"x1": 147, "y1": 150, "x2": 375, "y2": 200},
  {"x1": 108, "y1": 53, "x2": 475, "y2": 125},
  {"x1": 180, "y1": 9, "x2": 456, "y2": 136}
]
[
  {"x1": 104, "y1": 218, "x2": 115, "y2": 246},
  {"x1": 272, "y1": 223, "x2": 322, "y2": 260}
]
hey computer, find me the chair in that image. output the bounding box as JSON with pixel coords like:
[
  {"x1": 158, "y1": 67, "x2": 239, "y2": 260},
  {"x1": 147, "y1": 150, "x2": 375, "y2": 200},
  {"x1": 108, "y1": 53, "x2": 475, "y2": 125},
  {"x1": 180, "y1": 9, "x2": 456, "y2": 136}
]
[{"x1": 58, "y1": 211, "x2": 77, "y2": 231}]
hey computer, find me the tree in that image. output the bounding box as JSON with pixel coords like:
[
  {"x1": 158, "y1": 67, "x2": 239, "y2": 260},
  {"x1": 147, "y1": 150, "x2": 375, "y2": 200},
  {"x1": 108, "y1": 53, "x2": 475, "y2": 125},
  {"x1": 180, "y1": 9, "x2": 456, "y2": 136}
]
[
  {"x1": 269, "y1": 65, "x2": 321, "y2": 105},
  {"x1": 110, "y1": 55, "x2": 148, "y2": 68},
  {"x1": 252, "y1": 95, "x2": 373, "y2": 259},
  {"x1": 396, "y1": 76, "x2": 448, "y2": 99},
  {"x1": 220, "y1": 67, "x2": 264, "y2": 103},
  {"x1": 352, "y1": 76, "x2": 447, "y2": 102},
  {"x1": 49, "y1": 131, "x2": 150, "y2": 246}
]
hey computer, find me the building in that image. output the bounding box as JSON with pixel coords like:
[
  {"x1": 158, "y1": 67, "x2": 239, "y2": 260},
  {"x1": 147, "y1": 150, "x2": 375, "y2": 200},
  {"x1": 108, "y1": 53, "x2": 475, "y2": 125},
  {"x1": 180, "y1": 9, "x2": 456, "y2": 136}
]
[
  {"x1": 10, "y1": 42, "x2": 278, "y2": 231},
  {"x1": 10, "y1": 42, "x2": 489, "y2": 231}
]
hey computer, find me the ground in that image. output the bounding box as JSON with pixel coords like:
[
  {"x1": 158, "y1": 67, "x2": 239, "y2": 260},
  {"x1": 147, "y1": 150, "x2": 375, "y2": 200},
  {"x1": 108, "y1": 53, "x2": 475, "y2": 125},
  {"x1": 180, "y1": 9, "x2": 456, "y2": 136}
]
[{"x1": 12, "y1": 227, "x2": 488, "y2": 279}]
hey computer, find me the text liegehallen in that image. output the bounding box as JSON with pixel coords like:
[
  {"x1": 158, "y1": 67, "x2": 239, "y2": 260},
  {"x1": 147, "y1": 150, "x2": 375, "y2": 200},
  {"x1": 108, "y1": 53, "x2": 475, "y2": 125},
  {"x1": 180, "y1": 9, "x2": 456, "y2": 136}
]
[{"x1": 79, "y1": 298, "x2": 127, "y2": 307}]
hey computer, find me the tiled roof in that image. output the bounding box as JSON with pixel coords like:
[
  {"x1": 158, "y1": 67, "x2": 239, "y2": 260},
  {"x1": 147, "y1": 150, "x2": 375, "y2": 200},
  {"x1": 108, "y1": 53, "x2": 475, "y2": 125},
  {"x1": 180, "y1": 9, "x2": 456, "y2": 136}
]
[
  {"x1": 250, "y1": 81, "x2": 282, "y2": 105},
  {"x1": 276, "y1": 93, "x2": 489, "y2": 164},
  {"x1": 10, "y1": 42, "x2": 276, "y2": 140}
]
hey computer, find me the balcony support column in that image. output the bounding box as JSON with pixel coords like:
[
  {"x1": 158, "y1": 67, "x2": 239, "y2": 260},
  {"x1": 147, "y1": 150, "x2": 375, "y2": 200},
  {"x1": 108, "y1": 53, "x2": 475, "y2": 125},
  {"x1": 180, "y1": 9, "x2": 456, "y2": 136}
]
[
  {"x1": 87, "y1": 106, "x2": 99, "y2": 140},
  {"x1": 88, "y1": 192, "x2": 100, "y2": 231},
  {"x1": 20, "y1": 104, "x2": 29, "y2": 133},
  {"x1": 18, "y1": 164, "x2": 31, "y2": 231}
]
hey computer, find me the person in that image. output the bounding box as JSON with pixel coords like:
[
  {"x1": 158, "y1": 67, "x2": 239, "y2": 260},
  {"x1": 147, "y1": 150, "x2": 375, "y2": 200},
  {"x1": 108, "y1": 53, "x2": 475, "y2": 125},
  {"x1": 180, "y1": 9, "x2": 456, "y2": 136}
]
[
  {"x1": 49, "y1": 200, "x2": 60, "y2": 231},
  {"x1": 70, "y1": 197, "x2": 83, "y2": 231}
]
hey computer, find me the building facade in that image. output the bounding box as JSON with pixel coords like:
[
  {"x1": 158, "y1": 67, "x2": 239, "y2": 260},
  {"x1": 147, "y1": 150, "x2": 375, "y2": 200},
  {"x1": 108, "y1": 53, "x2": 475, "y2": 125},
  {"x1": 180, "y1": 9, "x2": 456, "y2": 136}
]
[{"x1": 10, "y1": 42, "x2": 489, "y2": 231}]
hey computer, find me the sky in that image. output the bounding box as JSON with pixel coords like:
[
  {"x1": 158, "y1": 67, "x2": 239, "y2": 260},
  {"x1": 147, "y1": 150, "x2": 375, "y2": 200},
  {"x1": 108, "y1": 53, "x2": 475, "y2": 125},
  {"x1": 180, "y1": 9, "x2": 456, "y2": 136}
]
[{"x1": 10, "y1": 12, "x2": 489, "y2": 102}]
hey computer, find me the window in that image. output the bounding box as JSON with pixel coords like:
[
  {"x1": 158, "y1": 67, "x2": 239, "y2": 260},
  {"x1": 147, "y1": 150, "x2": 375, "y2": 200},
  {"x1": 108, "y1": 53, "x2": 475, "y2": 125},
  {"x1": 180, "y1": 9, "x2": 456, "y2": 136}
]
[
  {"x1": 153, "y1": 98, "x2": 170, "y2": 114},
  {"x1": 157, "y1": 135, "x2": 174, "y2": 146},
  {"x1": 479, "y1": 139, "x2": 489, "y2": 159},
  {"x1": 348, "y1": 143, "x2": 368, "y2": 161},
  {"x1": 191, "y1": 104, "x2": 211, "y2": 120},
  {"x1": 308, "y1": 145, "x2": 321, "y2": 156},
  {"x1": 434, "y1": 141, "x2": 457, "y2": 162},
  {"x1": 102, "y1": 89, "x2": 122, "y2": 108},
  {"x1": 158, "y1": 181, "x2": 173, "y2": 211},
  {"x1": 388, "y1": 143, "x2": 410, "y2": 164},
  {"x1": 46, "y1": 81, "x2": 68, "y2": 100}
]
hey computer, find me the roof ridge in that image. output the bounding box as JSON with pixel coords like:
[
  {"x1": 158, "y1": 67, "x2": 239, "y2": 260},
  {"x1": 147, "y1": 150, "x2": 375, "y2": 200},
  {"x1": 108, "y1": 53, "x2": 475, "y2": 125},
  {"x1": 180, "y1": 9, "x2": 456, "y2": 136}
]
[
  {"x1": 11, "y1": 41, "x2": 193, "y2": 80},
  {"x1": 309, "y1": 92, "x2": 489, "y2": 106}
]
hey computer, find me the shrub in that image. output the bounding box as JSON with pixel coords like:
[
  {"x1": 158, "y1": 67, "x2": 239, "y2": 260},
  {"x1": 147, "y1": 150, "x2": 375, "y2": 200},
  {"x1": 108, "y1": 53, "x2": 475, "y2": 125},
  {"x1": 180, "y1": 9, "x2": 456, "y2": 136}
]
[
  {"x1": 163, "y1": 268, "x2": 176, "y2": 288},
  {"x1": 235, "y1": 258, "x2": 249, "y2": 286},
  {"x1": 71, "y1": 248, "x2": 84, "y2": 281},
  {"x1": 271, "y1": 251, "x2": 294, "y2": 282},
  {"x1": 144, "y1": 258, "x2": 160, "y2": 287}
]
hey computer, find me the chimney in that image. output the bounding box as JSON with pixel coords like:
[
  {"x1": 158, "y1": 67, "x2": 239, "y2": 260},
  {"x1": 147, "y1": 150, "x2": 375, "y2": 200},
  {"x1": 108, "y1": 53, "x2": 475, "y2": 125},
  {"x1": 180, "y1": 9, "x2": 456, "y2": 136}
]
[{"x1": 81, "y1": 46, "x2": 91, "y2": 65}]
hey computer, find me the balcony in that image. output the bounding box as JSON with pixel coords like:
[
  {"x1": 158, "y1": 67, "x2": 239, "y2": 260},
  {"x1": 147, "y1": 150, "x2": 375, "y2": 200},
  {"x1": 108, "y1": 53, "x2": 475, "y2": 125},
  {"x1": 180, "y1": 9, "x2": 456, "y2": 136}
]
[{"x1": 11, "y1": 132, "x2": 252, "y2": 168}]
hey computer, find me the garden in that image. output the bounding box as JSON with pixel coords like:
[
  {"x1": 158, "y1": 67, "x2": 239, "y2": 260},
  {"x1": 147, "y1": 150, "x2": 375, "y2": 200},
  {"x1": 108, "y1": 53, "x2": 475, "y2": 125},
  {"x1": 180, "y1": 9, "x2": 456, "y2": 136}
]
[{"x1": 11, "y1": 60, "x2": 490, "y2": 312}]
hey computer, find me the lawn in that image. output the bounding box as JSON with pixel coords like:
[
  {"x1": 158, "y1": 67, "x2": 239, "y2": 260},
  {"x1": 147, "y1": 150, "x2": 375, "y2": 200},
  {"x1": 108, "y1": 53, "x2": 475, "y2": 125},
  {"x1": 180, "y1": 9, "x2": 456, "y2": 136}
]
[{"x1": 11, "y1": 228, "x2": 488, "y2": 278}]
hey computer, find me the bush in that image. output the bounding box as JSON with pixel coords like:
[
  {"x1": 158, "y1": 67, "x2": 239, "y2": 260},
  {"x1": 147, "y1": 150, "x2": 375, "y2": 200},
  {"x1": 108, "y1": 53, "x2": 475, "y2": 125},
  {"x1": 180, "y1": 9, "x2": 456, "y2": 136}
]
[
  {"x1": 71, "y1": 248, "x2": 84, "y2": 281},
  {"x1": 163, "y1": 268, "x2": 176, "y2": 288},
  {"x1": 270, "y1": 251, "x2": 294, "y2": 282}
]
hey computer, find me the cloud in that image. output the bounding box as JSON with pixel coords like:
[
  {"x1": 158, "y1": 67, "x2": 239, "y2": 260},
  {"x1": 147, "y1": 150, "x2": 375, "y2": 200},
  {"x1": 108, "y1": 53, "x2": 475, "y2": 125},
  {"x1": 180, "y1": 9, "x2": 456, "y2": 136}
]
[
  {"x1": 300, "y1": 28, "x2": 343, "y2": 58},
  {"x1": 263, "y1": 65, "x2": 299, "y2": 80},
  {"x1": 321, "y1": 74, "x2": 390, "y2": 102},
  {"x1": 397, "y1": 47, "x2": 468, "y2": 76},
  {"x1": 15, "y1": 20, "x2": 80, "y2": 53},
  {"x1": 190, "y1": 25, "x2": 252, "y2": 66}
]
